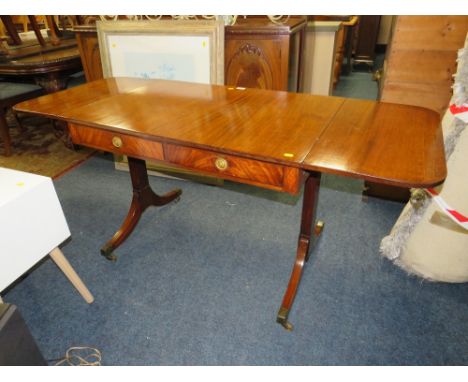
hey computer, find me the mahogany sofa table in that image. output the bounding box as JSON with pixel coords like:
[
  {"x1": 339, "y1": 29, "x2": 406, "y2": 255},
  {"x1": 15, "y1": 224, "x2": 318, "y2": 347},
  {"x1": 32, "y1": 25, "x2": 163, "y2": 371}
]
[{"x1": 14, "y1": 77, "x2": 446, "y2": 330}]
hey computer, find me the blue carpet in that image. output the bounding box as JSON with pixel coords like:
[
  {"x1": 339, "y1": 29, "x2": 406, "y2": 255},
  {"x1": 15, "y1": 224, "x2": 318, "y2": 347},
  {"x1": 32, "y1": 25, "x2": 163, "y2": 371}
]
[
  {"x1": 333, "y1": 53, "x2": 383, "y2": 100},
  {"x1": 333, "y1": 71, "x2": 379, "y2": 100},
  {"x1": 4, "y1": 154, "x2": 468, "y2": 365}
]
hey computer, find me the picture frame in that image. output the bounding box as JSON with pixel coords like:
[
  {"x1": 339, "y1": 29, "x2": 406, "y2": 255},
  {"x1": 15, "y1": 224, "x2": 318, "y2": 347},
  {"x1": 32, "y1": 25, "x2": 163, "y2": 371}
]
[
  {"x1": 97, "y1": 19, "x2": 224, "y2": 85},
  {"x1": 96, "y1": 19, "x2": 225, "y2": 183}
]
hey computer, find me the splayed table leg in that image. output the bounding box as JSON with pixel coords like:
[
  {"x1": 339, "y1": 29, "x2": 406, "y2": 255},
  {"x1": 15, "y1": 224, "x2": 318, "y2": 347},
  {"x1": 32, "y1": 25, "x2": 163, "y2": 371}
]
[
  {"x1": 277, "y1": 171, "x2": 323, "y2": 331},
  {"x1": 101, "y1": 156, "x2": 182, "y2": 261}
]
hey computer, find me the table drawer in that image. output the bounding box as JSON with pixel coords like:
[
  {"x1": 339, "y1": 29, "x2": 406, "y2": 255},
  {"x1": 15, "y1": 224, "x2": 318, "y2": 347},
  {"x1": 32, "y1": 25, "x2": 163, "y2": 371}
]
[
  {"x1": 68, "y1": 123, "x2": 164, "y2": 161},
  {"x1": 164, "y1": 144, "x2": 303, "y2": 194}
]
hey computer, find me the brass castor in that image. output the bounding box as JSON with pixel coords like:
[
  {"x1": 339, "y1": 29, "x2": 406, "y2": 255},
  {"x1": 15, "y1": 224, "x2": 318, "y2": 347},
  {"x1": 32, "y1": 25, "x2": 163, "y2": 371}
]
[
  {"x1": 314, "y1": 220, "x2": 325, "y2": 236},
  {"x1": 277, "y1": 307, "x2": 294, "y2": 331},
  {"x1": 100, "y1": 246, "x2": 117, "y2": 262}
]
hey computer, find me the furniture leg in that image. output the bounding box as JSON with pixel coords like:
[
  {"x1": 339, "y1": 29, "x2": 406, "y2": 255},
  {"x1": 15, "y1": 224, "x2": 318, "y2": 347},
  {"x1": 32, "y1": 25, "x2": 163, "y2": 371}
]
[
  {"x1": 52, "y1": 120, "x2": 75, "y2": 150},
  {"x1": 0, "y1": 16, "x2": 22, "y2": 46},
  {"x1": 28, "y1": 16, "x2": 46, "y2": 46},
  {"x1": 34, "y1": 72, "x2": 69, "y2": 94},
  {"x1": 45, "y1": 16, "x2": 61, "y2": 45},
  {"x1": 277, "y1": 171, "x2": 324, "y2": 331},
  {"x1": 49, "y1": 247, "x2": 94, "y2": 304},
  {"x1": 0, "y1": 109, "x2": 12, "y2": 156},
  {"x1": 9, "y1": 110, "x2": 25, "y2": 133},
  {"x1": 100, "y1": 156, "x2": 182, "y2": 261}
]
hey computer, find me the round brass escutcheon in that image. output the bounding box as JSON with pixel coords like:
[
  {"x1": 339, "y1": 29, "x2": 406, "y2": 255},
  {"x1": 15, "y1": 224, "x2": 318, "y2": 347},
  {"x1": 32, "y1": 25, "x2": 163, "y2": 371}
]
[
  {"x1": 112, "y1": 136, "x2": 123, "y2": 148},
  {"x1": 214, "y1": 157, "x2": 228, "y2": 171}
]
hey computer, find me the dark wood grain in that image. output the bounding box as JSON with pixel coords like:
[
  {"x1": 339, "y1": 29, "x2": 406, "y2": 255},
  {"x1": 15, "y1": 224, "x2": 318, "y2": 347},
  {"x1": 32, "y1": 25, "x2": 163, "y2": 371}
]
[
  {"x1": 15, "y1": 77, "x2": 344, "y2": 166},
  {"x1": 0, "y1": 16, "x2": 22, "y2": 45},
  {"x1": 27, "y1": 16, "x2": 46, "y2": 47},
  {"x1": 15, "y1": 77, "x2": 446, "y2": 188},
  {"x1": 353, "y1": 16, "x2": 381, "y2": 67},
  {"x1": 0, "y1": 44, "x2": 82, "y2": 93},
  {"x1": 69, "y1": 123, "x2": 164, "y2": 162},
  {"x1": 0, "y1": 47, "x2": 81, "y2": 76},
  {"x1": 164, "y1": 143, "x2": 303, "y2": 194}
]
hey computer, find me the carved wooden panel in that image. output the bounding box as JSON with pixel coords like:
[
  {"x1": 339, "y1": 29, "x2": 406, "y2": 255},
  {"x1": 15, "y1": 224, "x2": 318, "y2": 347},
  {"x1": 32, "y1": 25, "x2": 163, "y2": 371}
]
[
  {"x1": 225, "y1": 36, "x2": 291, "y2": 91},
  {"x1": 225, "y1": 41, "x2": 277, "y2": 89},
  {"x1": 224, "y1": 17, "x2": 306, "y2": 91}
]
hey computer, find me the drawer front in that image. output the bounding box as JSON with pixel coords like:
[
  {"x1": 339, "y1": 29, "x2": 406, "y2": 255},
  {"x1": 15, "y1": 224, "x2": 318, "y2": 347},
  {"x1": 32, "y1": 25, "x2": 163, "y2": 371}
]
[
  {"x1": 164, "y1": 143, "x2": 303, "y2": 194},
  {"x1": 68, "y1": 123, "x2": 164, "y2": 161}
]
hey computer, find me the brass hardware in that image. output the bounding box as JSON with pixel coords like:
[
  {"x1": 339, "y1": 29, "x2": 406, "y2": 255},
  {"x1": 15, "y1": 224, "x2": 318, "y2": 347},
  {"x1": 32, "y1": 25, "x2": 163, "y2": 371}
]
[
  {"x1": 112, "y1": 136, "x2": 123, "y2": 148},
  {"x1": 214, "y1": 157, "x2": 228, "y2": 171},
  {"x1": 314, "y1": 220, "x2": 325, "y2": 236},
  {"x1": 277, "y1": 307, "x2": 293, "y2": 331},
  {"x1": 373, "y1": 69, "x2": 382, "y2": 82},
  {"x1": 410, "y1": 188, "x2": 427, "y2": 209},
  {"x1": 100, "y1": 245, "x2": 118, "y2": 262}
]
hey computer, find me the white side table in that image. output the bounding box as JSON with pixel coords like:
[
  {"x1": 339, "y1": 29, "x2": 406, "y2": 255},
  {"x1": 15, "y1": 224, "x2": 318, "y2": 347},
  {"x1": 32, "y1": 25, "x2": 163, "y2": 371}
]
[{"x1": 0, "y1": 168, "x2": 93, "y2": 303}]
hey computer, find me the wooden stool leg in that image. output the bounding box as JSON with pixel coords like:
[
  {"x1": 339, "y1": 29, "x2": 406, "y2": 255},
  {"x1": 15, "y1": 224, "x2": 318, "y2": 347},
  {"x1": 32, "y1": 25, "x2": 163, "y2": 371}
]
[
  {"x1": 277, "y1": 172, "x2": 323, "y2": 331},
  {"x1": 49, "y1": 247, "x2": 94, "y2": 304},
  {"x1": 0, "y1": 109, "x2": 12, "y2": 156}
]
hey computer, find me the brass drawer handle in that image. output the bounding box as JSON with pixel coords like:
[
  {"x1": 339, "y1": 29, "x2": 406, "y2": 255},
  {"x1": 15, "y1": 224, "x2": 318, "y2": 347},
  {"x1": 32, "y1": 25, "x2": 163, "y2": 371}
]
[
  {"x1": 112, "y1": 136, "x2": 123, "y2": 148},
  {"x1": 214, "y1": 157, "x2": 228, "y2": 171}
]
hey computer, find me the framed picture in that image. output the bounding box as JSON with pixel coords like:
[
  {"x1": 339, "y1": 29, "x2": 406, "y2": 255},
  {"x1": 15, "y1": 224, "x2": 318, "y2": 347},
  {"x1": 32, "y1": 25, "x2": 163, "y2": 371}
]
[
  {"x1": 96, "y1": 19, "x2": 225, "y2": 183},
  {"x1": 97, "y1": 19, "x2": 224, "y2": 85}
]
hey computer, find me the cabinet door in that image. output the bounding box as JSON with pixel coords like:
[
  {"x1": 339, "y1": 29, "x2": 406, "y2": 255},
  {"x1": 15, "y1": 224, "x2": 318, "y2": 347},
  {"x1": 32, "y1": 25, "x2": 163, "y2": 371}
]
[{"x1": 225, "y1": 36, "x2": 289, "y2": 90}]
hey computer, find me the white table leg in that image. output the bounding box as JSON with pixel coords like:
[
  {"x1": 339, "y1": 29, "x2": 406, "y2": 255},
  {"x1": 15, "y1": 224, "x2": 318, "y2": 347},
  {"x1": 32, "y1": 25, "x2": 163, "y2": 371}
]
[{"x1": 49, "y1": 247, "x2": 94, "y2": 304}]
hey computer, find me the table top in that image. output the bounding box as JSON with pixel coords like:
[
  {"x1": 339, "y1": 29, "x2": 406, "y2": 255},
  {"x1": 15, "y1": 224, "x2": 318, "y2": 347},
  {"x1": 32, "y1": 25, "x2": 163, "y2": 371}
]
[
  {"x1": 14, "y1": 77, "x2": 447, "y2": 188},
  {"x1": 0, "y1": 41, "x2": 81, "y2": 75}
]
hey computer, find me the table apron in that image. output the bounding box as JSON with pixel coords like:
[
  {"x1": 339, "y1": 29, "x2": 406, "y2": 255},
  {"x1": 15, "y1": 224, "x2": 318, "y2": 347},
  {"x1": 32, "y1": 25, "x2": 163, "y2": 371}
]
[{"x1": 68, "y1": 123, "x2": 305, "y2": 195}]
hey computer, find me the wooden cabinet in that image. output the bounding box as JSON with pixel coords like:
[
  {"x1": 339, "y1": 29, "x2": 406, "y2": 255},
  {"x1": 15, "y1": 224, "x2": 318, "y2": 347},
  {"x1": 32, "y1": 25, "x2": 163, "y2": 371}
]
[
  {"x1": 73, "y1": 17, "x2": 306, "y2": 92},
  {"x1": 353, "y1": 16, "x2": 381, "y2": 68},
  {"x1": 224, "y1": 17, "x2": 306, "y2": 91}
]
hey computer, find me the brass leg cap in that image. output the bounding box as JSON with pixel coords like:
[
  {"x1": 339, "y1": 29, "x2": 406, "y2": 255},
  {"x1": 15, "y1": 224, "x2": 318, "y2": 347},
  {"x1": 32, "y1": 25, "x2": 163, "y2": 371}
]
[
  {"x1": 314, "y1": 220, "x2": 325, "y2": 236},
  {"x1": 277, "y1": 307, "x2": 294, "y2": 331},
  {"x1": 100, "y1": 246, "x2": 117, "y2": 262}
]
